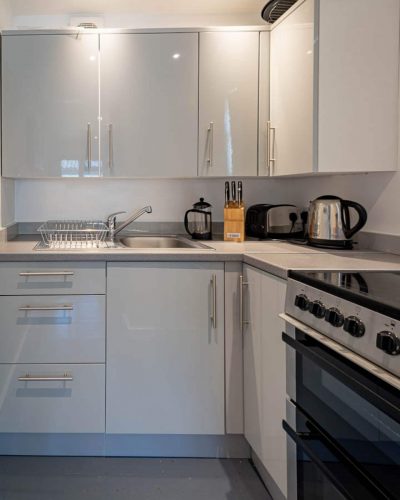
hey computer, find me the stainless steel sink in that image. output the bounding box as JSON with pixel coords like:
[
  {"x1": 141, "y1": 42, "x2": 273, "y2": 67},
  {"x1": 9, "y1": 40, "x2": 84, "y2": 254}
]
[{"x1": 117, "y1": 236, "x2": 211, "y2": 250}]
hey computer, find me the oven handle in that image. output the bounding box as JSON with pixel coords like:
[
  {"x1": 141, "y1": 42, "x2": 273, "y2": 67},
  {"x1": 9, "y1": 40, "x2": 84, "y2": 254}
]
[
  {"x1": 282, "y1": 331, "x2": 400, "y2": 425},
  {"x1": 282, "y1": 418, "x2": 390, "y2": 500}
]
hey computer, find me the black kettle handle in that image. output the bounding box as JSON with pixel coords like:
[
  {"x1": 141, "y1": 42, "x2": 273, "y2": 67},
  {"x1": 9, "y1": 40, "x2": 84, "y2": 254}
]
[{"x1": 341, "y1": 200, "x2": 368, "y2": 239}]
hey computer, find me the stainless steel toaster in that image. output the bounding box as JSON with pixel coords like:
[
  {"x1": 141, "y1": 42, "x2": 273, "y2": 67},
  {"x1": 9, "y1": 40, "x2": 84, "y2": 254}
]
[{"x1": 245, "y1": 204, "x2": 304, "y2": 239}]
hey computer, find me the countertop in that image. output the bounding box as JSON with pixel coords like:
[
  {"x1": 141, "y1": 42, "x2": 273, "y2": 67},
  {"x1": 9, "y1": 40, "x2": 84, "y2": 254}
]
[{"x1": 1, "y1": 236, "x2": 400, "y2": 279}]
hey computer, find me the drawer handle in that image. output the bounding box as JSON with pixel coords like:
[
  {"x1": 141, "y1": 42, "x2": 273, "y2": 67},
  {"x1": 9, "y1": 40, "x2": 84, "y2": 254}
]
[
  {"x1": 19, "y1": 271, "x2": 74, "y2": 277},
  {"x1": 18, "y1": 373, "x2": 73, "y2": 382},
  {"x1": 18, "y1": 305, "x2": 74, "y2": 312}
]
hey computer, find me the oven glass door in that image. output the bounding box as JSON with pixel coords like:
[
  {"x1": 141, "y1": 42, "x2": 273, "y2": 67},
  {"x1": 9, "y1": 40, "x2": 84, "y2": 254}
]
[{"x1": 283, "y1": 329, "x2": 400, "y2": 500}]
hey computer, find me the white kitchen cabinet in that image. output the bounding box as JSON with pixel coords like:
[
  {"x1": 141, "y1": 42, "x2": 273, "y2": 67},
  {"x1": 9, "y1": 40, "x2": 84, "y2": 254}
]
[
  {"x1": 100, "y1": 33, "x2": 198, "y2": 177},
  {"x1": 268, "y1": 0, "x2": 399, "y2": 175},
  {"x1": 243, "y1": 264, "x2": 287, "y2": 499},
  {"x1": 269, "y1": 0, "x2": 314, "y2": 176},
  {"x1": 198, "y1": 32, "x2": 259, "y2": 177},
  {"x1": 106, "y1": 262, "x2": 225, "y2": 435},
  {"x1": 258, "y1": 31, "x2": 271, "y2": 176},
  {"x1": 2, "y1": 34, "x2": 100, "y2": 178},
  {"x1": 0, "y1": 364, "x2": 105, "y2": 433}
]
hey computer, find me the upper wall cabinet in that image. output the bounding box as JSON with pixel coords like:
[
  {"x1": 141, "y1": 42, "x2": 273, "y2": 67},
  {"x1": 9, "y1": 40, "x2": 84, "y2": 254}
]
[
  {"x1": 100, "y1": 33, "x2": 198, "y2": 177},
  {"x1": 2, "y1": 34, "x2": 100, "y2": 178},
  {"x1": 266, "y1": 0, "x2": 400, "y2": 176},
  {"x1": 198, "y1": 32, "x2": 259, "y2": 177}
]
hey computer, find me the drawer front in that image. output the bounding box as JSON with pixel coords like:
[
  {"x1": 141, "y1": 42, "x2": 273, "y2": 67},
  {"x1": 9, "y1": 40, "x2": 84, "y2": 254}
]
[
  {"x1": 0, "y1": 295, "x2": 105, "y2": 363},
  {"x1": 0, "y1": 364, "x2": 105, "y2": 433},
  {"x1": 0, "y1": 262, "x2": 105, "y2": 295}
]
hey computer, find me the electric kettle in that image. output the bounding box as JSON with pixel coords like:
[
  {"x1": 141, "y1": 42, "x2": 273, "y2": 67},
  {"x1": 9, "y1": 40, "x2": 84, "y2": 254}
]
[
  {"x1": 308, "y1": 195, "x2": 367, "y2": 249},
  {"x1": 184, "y1": 198, "x2": 212, "y2": 240}
]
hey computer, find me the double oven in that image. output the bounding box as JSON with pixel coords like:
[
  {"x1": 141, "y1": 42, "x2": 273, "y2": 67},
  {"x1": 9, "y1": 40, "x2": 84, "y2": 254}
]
[{"x1": 283, "y1": 271, "x2": 400, "y2": 500}]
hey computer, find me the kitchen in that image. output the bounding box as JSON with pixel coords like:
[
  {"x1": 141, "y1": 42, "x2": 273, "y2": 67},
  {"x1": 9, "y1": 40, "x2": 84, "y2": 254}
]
[{"x1": 0, "y1": 0, "x2": 400, "y2": 499}]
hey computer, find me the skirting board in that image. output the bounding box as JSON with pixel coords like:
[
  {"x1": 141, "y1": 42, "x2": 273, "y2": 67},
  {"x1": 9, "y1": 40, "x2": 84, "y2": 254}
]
[{"x1": 0, "y1": 434, "x2": 250, "y2": 458}]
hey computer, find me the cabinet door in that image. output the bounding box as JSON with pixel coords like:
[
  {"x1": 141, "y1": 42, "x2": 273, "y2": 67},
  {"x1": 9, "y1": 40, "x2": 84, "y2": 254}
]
[
  {"x1": 106, "y1": 262, "x2": 225, "y2": 435},
  {"x1": 258, "y1": 31, "x2": 271, "y2": 176},
  {"x1": 3, "y1": 34, "x2": 100, "y2": 178},
  {"x1": 100, "y1": 33, "x2": 198, "y2": 177},
  {"x1": 270, "y1": 0, "x2": 314, "y2": 176},
  {"x1": 243, "y1": 265, "x2": 263, "y2": 456},
  {"x1": 198, "y1": 32, "x2": 259, "y2": 177},
  {"x1": 260, "y1": 271, "x2": 287, "y2": 499}
]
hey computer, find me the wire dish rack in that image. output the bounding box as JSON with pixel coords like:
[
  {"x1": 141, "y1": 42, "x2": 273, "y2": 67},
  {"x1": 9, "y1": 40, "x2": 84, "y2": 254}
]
[{"x1": 37, "y1": 220, "x2": 109, "y2": 249}]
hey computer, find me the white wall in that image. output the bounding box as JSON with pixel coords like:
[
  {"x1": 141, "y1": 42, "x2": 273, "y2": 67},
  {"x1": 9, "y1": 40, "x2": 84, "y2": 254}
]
[{"x1": 13, "y1": 170, "x2": 399, "y2": 235}]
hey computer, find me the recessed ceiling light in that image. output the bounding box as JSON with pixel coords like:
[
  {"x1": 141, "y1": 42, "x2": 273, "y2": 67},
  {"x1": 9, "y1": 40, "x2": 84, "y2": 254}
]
[{"x1": 172, "y1": 53, "x2": 181, "y2": 59}]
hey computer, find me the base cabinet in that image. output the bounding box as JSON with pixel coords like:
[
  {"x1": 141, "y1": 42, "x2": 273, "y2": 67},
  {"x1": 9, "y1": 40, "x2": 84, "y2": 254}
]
[
  {"x1": 106, "y1": 262, "x2": 225, "y2": 435},
  {"x1": 243, "y1": 265, "x2": 287, "y2": 498}
]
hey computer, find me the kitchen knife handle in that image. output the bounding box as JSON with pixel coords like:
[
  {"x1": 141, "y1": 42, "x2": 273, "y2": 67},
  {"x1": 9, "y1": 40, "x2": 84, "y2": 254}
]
[
  {"x1": 225, "y1": 181, "x2": 230, "y2": 208},
  {"x1": 238, "y1": 181, "x2": 243, "y2": 206},
  {"x1": 231, "y1": 181, "x2": 236, "y2": 207}
]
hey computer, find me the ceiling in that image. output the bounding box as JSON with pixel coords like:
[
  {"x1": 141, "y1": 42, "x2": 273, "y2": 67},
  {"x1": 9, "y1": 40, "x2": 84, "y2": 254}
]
[{"x1": 10, "y1": 0, "x2": 267, "y2": 16}]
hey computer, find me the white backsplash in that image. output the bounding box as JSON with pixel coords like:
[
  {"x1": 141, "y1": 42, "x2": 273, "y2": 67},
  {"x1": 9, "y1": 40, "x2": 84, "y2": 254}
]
[{"x1": 11, "y1": 170, "x2": 399, "y2": 236}]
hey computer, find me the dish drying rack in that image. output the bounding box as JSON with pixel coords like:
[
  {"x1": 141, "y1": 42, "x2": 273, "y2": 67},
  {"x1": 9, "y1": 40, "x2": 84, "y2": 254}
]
[{"x1": 37, "y1": 220, "x2": 109, "y2": 249}]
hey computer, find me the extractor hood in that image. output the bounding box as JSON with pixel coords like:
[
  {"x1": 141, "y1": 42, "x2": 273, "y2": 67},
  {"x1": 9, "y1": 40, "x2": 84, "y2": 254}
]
[{"x1": 261, "y1": 0, "x2": 298, "y2": 23}]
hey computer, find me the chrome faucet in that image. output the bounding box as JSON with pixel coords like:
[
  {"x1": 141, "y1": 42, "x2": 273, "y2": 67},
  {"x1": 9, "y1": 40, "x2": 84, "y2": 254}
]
[{"x1": 106, "y1": 206, "x2": 152, "y2": 241}]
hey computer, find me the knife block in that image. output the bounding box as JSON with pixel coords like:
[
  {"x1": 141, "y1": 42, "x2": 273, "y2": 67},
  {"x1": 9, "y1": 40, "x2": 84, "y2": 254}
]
[{"x1": 224, "y1": 206, "x2": 245, "y2": 242}]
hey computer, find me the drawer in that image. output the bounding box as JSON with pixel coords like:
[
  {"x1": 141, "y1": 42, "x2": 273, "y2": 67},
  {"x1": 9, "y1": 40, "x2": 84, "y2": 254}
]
[
  {"x1": 0, "y1": 364, "x2": 105, "y2": 433},
  {"x1": 0, "y1": 262, "x2": 105, "y2": 295},
  {"x1": 0, "y1": 295, "x2": 105, "y2": 363}
]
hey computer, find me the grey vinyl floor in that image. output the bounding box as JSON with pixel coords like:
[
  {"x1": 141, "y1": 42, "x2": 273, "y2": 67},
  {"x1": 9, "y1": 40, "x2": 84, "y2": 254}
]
[{"x1": 0, "y1": 457, "x2": 272, "y2": 500}]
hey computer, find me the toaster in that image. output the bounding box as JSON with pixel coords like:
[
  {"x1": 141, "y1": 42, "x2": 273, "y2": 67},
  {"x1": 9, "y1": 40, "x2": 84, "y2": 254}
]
[{"x1": 245, "y1": 204, "x2": 304, "y2": 239}]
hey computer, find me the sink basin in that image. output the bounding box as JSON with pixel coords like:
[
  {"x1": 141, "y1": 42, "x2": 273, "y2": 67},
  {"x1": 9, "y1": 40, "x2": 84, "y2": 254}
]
[{"x1": 117, "y1": 236, "x2": 211, "y2": 250}]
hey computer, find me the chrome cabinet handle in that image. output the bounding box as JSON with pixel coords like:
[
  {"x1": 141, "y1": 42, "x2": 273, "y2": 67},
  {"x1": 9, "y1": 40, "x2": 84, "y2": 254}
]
[
  {"x1": 19, "y1": 272, "x2": 74, "y2": 277},
  {"x1": 207, "y1": 122, "x2": 214, "y2": 167},
  {"x1": 239, "y1": 275, "x2": 249, "y2": 332},
  {"x1": 87, "y1": 122, "x2": 92, "y2": 170},
  {"x1": 18, "y1": 305, "x2": 74, "y2": 312},
  {"x1": 267, "y1": 121, "x2": 276, "y2": 175},
  {"x1": 210, "y1": 274, "x2": 217, "y2": 329},
  {"x1": 18, "y1": 373, "x2": 73, "y2": 382},
  {"x1": 109, "y1": 123, "x2": 113, "y2": 169}
]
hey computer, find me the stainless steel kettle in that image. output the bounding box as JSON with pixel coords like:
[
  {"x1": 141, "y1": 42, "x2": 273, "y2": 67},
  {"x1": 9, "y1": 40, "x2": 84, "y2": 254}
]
[{"x1": 308, "y1": 195, "x2": 367, "y2": 249}]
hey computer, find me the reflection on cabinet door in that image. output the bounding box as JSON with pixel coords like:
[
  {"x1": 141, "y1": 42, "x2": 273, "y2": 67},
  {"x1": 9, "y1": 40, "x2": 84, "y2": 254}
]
[
  {"x1": 269, "y1": 0, "x2": 314, "y2": 176},
  {"x1": 100, "y1": 33, "x2": 198, "y2": 177},
  {"x1": 3, "y1": 34, "x2": 100, "y2": 178},
  {"x1": 198, "y1": 32, "x2": 259, "y2": 177},
  {"x1": 106, "y1": 262, "x2": 225, "y2": 435}
]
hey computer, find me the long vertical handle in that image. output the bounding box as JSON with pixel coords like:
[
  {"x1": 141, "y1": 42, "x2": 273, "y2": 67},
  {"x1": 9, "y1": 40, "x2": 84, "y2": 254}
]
[
  {"x1": 269, "y1": 121, "x2": 276, "y2": 174},
  {"x1": 207, "y1": 122, "x2": 214, "y2": 167},
  {"x1": 87, "y1": 122, "x2": 92, "y2": 170},
  {"x1": 109, "y1": 124, "x2": 113, "y2": 169},
  {"x1": 239, "y1": 275, "x2": 249, "y2": 332},
  {"x1": 266, "y1": 121, "x2": 271, "y2": 175},
  {"x1": 210, "y1": 274, "x2": 217, "y2": 329}
]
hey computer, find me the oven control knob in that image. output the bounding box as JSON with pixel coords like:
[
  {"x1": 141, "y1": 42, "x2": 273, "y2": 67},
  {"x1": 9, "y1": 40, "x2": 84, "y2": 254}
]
[
  {"x1": 376, "y1": 331, "x2": 400, "y2": 356},
  {"x1": 343, "y1": 316, "x2": 365, "y2": 337},
  {"x1": 325, "y1": 308, "x2": 344, "y2": 327},
  {"x1": 309, "y1": 301, "x2": 326, "y2": 318},
  {"x1": 295, "y1": 294, "x2": 309, "y2": 311}
]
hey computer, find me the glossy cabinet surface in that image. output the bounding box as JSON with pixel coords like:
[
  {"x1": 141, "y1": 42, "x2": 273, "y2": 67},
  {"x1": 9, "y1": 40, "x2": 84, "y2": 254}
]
[
  {"x1": 0, "y1": 364, "x2": 105, "y2": 433},
  {"x1": 0, "y1": 295, "x2": 105, "y2": 363},
  {"x1": 106, "y1": 262, "x2": 225, "y2": 435},
  {"x1": 198, "y1": 32, "x2": 259, "y2": 177},
  {"x1": 243, "y1": 265, "x2": 287, "y2": 498},
  {"x1": 269, "y1": 0, "x2": 314, "y2": 176},
  {"x1": 3, "y1": 34, "x2": 100, "y2": 178},
  {"x1": 258, "y1": 31, "x2": 271, "y2": 176},
  {"x1": 100, "y1": 33, "x2": 198, "y2": 177},
  {"x1": 317, "y1": 0, "x2": 399, "y2": 173},
  {"x1": 0, "y1": 262, "x2": 106, "y2": 295}
]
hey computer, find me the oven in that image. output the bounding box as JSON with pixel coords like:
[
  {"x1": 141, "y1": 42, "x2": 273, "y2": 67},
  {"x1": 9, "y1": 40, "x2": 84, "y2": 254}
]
[{"x1": 283, "y1": 321, "x2": 400, "y2": 500}]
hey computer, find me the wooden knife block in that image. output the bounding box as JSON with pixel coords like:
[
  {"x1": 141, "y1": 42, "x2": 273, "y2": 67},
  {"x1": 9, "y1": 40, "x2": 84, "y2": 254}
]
[{"x1": 224, "y1": 207, "x2": 245, "y2": 242}]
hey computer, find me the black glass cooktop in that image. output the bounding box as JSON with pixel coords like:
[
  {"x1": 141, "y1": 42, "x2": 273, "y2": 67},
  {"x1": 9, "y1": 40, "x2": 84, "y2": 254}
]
[{"x1": 289, "y1": 271, "x2": 400, "y2": 320}]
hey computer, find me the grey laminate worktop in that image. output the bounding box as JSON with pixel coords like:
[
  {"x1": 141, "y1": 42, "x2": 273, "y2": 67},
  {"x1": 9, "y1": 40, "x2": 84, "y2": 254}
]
[{"x1": 1, "y1": 236, "x2": 400, "y2": 279}]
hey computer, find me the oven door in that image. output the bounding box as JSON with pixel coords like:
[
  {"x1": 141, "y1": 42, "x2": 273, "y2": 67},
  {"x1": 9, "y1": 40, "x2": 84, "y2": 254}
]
[{"x1": 283, "y1": 327, "x2": 400, "y2": 500}]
